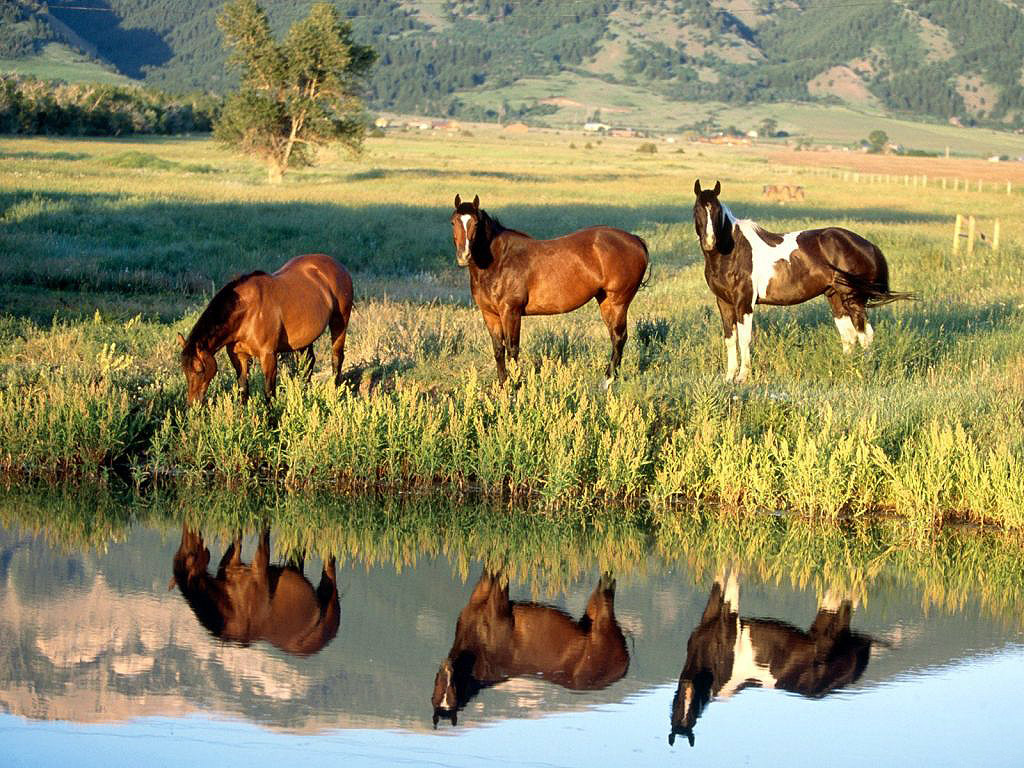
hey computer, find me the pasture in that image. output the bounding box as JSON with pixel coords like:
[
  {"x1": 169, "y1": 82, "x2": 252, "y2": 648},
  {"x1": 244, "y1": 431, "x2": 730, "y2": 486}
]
[{"x1": 1, "y1": 127, "x2": 1023, "y2": 531}]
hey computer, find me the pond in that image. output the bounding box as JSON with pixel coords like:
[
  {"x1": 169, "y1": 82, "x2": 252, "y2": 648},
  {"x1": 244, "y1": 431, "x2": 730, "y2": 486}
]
[{"x1": 1, "y1": 486, "x2": 1022, "y2": 767}]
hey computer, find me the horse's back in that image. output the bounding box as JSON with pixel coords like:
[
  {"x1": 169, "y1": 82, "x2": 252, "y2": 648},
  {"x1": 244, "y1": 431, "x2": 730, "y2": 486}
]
[{"x1": 275, "y1": 253, "x2": 353, "y2": 301}]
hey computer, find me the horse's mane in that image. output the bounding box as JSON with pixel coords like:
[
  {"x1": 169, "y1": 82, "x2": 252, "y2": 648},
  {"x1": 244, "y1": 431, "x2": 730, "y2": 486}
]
[{"x1": 184, "y1": 271, "x2": 267, "y2": 353}]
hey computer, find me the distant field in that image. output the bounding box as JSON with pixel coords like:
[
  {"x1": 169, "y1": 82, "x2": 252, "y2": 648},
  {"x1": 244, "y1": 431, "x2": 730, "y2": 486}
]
[
  {"x1": 0, "y1": 43, "x2": 131, "y2": 86},
  {"x1": 0, "y1": 130, "x2": 1022, "y2": 529},
  {"x1": 455, "y1": 71, "x2": 1024, "y2": 157}
]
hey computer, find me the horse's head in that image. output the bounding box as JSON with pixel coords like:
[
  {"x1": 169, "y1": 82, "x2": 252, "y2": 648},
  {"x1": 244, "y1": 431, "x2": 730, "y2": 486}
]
[
  {"x1": 431, "y1": 658, "x2": 460, "y2": 727},
  {"x1": 451, "y1": 194, "x2": 481, "y2": 267},
  {"x1": 693, "y1": 179, "x2": 731, "y2": 254},
  {"x1": 178, "y1": 333, "x2": 218, "y2": 405},
  {"x1": 669, "y1": 671, "x2": 712, "y2": 748}
]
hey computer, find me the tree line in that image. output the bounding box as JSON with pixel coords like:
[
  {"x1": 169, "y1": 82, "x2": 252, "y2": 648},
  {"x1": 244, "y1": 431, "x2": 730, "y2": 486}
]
[{"x1": 0, "y1": 75, "x2": 219, "y2": 136}]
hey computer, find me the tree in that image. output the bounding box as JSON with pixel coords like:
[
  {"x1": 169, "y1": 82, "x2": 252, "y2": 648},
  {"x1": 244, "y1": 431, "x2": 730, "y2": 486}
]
[
  {"x1": 214, "y1": 0, "x2": 376, "y2": 182},
  {"x1": 759, "y1": 117, "x2": 778, "y2": 138},
  {"x1": 867, "y1": 129, "x2": 888, "y2": 152}
]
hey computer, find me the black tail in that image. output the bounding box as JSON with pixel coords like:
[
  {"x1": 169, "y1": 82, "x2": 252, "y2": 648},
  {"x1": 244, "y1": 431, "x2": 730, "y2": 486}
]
[
  {"x1": 638, "y1": 237, "x2": 653, "y2": 289},
  {"x1": 833, "y1": 267, "x2": 914, "y2": 308}
]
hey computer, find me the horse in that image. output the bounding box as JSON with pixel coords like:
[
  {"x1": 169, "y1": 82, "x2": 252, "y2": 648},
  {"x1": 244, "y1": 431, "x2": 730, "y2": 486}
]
[
  {"x1": 669, "y1": 571, "x2": 872, "y2": 747},
  {"x1": 169, "y1": 525, "x2": 340, "y2": 657},
  {"x1": 431, "y1": 570, "x2": 629, "y2": 727},
  {"x1": 177, "y1": 253, "x2": 353, "y2": 404},
  {"x1": 693, "y1": 179, "x2": 912, "y2": 383},
  {"x1": 451, "y1": 194, "x2": 650, "y2": 387}
]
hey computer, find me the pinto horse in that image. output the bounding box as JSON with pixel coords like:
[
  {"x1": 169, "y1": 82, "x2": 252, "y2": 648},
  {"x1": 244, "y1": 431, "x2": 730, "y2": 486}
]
[
  {"x1": 693, "y1": 180, "x2": 912, "y2": 383},
  {"x1": 669, "y1": 571, "x2": 872, "y2": 747},
  {"x1": 169, "y1": 526, "x2": 340, "y2": 656},
  {"x1": 451, "y1": 195, "x2": 649, "y2": 386},
  {"x1": 431, "y1": 570, "x2": 629, "y2": 727},
  {"x1": 177, "y1": 253, "x2": 353, "y2": 404}
]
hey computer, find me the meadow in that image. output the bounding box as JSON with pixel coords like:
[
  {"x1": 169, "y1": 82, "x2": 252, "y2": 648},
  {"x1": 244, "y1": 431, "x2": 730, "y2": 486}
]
[{"x1": 1, "y1": 127, "x2": 1023, "y2": 531}]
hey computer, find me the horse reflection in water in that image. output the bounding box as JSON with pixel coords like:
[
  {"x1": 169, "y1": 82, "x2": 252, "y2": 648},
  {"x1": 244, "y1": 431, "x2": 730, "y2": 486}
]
[
  {"x1": 432, "y1": 570, "x2": 629, "y2": 727},
  {"x1": 670, "y1": 570, "x2": 872, "y2": 747},
  {"x1": 169, "y1": 526, "x2": 340, "y2": 656}
]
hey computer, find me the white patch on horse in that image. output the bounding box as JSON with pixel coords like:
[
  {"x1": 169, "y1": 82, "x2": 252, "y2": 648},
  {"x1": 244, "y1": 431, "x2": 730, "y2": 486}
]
[
  {"x1": 736, "y1": 313, "x2": 753, "y2": 382},
  {"x1": 458, "y1": 214, "x2": 472, "y2": 259},
  {"x1": 703, "y1": 204, "x2": 716, "y2": 250},
  {"x1": 859, "y1": 322, "x2": 874, "y2": 349},
  {"x1": 725, "y1": 330, "x2": 738, "y2": 382},
  {"x1": 834, "y1": 316, "x2": 858, "y2": 354},
  {"x1": 719, "y1": 621, "x2": 776, "y2": 699},
  {"x1": 737, "y1": 219, "x2": 801, "y2": 302}
]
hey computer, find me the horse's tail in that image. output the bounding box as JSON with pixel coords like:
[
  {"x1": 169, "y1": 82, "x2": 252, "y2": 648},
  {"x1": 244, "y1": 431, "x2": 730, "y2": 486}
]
[
  {"x1": 831, "y1": 260, "x2": 914, "y2": 308},
  {"x1": 638, "y1": 236, "x2": 653, "y2": 289}
]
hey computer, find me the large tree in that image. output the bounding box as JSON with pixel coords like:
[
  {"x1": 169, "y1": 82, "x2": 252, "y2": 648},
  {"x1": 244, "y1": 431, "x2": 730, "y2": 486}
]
[{"x1": 214, "y1": 0, "x2": 375, "y2": 182}]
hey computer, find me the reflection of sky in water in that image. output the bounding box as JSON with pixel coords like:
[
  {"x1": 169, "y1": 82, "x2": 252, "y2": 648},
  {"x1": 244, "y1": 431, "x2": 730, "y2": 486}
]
[{"x1": 6, "y1": 645, "x2": 1023, "y2": 768}]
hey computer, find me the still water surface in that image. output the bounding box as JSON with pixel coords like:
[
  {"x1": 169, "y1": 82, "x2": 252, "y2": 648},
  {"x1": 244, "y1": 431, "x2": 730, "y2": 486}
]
[{"x1": 1, "y1": 497, "x2": 1022, "y2": 767}]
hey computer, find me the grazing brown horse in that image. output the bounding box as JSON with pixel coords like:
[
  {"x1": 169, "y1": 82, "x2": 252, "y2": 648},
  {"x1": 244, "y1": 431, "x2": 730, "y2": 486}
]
[
  {"x1": 451, "y1": 195, "x2": 650, "y2": 387},
  {"x1": 169, "y1": 526, "x2": 340, "y2": 656},
  {"x1": 694, "y1": 180, "x2": 911, "y2": 383},
  {"x1": 431, "y1": 570, "x2": 629, "y2": 727},
  {"x1": 177, "y1": 253, "x2": 353, "y2": 404},
  {"x1": 669, "y1": 571, "x2": 872, "y2": 747}
]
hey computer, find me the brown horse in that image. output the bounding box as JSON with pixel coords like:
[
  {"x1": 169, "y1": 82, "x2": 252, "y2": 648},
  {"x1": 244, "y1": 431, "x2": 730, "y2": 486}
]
[
  {"x1": 177, "y1": 253, "x2": 353, "y2": 404},
  {"x1": 451, "y1": 195, "x2": 649, "y2": 386},
  {"x1": 169, "y1": 526, "x2": 340, "y2": 656},
  {"x1": 669, "y1": 571, "x2": 872, "y2": 747},
  {"x1": 431, "y1": 570, "x2": 629, "y2": 727}
]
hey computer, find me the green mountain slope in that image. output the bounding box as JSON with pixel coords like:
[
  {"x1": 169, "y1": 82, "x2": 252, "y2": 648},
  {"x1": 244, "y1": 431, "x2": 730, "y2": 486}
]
[{"x1": 5, "y1": 0, "x2": 1024, "y2": 129}]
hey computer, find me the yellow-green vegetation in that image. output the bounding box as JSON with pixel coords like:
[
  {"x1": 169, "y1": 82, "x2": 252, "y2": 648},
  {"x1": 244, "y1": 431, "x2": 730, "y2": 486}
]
[
  {"x1": 1, "y1": 129, "x2": 1023, "y2": 530},
  {"x1": 3, "y1": 483, "x2": 1023, "y2": 625}
]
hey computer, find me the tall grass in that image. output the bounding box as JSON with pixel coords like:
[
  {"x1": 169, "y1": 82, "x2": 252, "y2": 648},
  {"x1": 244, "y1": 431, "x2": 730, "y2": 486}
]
[{"x1": 1, "y1": 132, "x2": 1023, "y2": 529}]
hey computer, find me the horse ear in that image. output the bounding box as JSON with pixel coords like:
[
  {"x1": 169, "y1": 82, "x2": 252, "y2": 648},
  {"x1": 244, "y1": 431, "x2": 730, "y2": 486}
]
[
  {"x1": 694, "y1": 179, "x2": 701, "y2": 195},
  {"x1": 713, "y1": 180, "x2": 721, "y2": 195},
  {"x1": 472, "y1": 195, "x2": 479, "y2": 210},
  {"x1": 177, "y1": 332, "x2": 186, "y2": 349},
  {"x1": 454, "y1": 194, "x2": 461, "y2": 209}
]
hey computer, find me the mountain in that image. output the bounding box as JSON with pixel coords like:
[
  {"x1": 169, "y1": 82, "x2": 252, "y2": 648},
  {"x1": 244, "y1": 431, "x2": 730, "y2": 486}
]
[{"x1": 5, "y1": 0, "x2": 1024, "y2": 130}]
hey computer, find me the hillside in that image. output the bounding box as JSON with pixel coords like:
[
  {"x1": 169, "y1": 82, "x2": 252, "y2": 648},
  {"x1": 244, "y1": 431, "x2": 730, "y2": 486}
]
[{"x1": 4, "y1": 0, "x2": 1024, "y2": 131}]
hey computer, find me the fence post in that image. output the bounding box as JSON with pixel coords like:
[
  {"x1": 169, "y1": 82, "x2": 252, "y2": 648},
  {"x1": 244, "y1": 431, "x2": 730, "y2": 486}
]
[
  {"x1": 967, "y1": 216, "x2": 976, "y2": 258},
  {"x1": 952, "y1": 214, "x2": 963, "y2": 255},
  {"x1": 922, "y1": 174, "x2": 927, "y2": 188},
  {"x1": 942, "y1": 178, "x2": 947, "y2": 190},
  {"x1": 1008, "y1": 181, "x2": 1013, "y2": 195},
  {"x1": 993, "y1": 219, "x2": 1000, "y2": 252}
]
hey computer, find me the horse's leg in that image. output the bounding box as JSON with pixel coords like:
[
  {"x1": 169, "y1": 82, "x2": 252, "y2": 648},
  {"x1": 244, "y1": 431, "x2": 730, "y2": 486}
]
[
  {"x1": 850, "y1": 305, "x2": 873, "y2": 349},
  {"x1": 259, "y1": 351, "x2": 278, "y2": 399},
  {"x1": 826, "y1": 292, "x2": 858, "y2": 354},
  {"x1": 254, "y1": 527, "x2": 270, "y2": 575},
  {"x1": 227, "y1": 344, "x2": 251, "y2": 403},
  {"x1": 716, "y1": 297, "x2": 738, "y2": 383},
  {"x1": 329, "y1": 314, "x2": 348, "y2": 387},
  {"x1": 482, "y1": 310, "x2": 507, "y2": 384},
  {"x1": 599, "y1": 296, "x2": 629, "y2": 388},
  {"x1": 500, "y1": 308, "x2": 522, "y2": 372},
  {"x1": 736, "y1": 309, "x2": 753, "y2": 384}
]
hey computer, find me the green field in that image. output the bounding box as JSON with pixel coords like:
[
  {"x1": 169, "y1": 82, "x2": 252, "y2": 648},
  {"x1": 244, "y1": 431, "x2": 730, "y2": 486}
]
[
  {"x1": 0, "y1": 42, "x2": 131, "y2": 86},
  {"x1": 1, "y1": 129, "x2": 1023, "y2": 530},
  {"x1": 455, "y1": 71, "x2": 1024, "y2": 157}
]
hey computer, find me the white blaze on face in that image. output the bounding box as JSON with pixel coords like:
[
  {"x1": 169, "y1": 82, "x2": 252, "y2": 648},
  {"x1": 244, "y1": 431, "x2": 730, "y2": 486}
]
[
  {"x1": 458, "y1": 214, "x2": 472, "y2": 260},
  {"x1": 737, "y1": 220, "x2": 800, "y2": 302},
  {"x1": 703, "y1": 204, "x2": 716, "y2": 250}
]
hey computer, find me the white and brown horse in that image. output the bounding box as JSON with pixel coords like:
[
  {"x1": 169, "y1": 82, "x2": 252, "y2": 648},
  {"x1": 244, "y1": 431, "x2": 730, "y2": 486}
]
[
  {"x1": 452, "y1": 195, "x2": 649, "y2": 387},
  {"x1": 693, "y1": 180, "x2": 911, "y2": 383},
  {"x1": 669, "y1": 571, "x2": 872, "y2": 747}
]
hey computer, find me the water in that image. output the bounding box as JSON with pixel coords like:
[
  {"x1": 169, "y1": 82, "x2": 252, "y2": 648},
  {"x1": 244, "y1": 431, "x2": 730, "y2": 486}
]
[{"x1": 1, "y1": 494, "x2": 1023, "y2": 767}]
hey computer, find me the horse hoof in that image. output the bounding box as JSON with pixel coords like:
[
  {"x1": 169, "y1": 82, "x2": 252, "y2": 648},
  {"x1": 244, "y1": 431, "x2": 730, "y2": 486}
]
[{"x1": 602, "y1": 376, "x2": 614, "y2": 392}]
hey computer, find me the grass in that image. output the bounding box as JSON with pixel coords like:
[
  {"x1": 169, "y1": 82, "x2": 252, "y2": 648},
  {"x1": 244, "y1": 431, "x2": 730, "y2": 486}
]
[
  {"x1": 2, "y1": 482, "x2": 1023, "y2": 625},
  {"x1": 0, "y1": 130, "x2": 1023, "y2": 530},
  {"x1": 0, "y1": 42, "x2": 131, "y2": 86}
]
